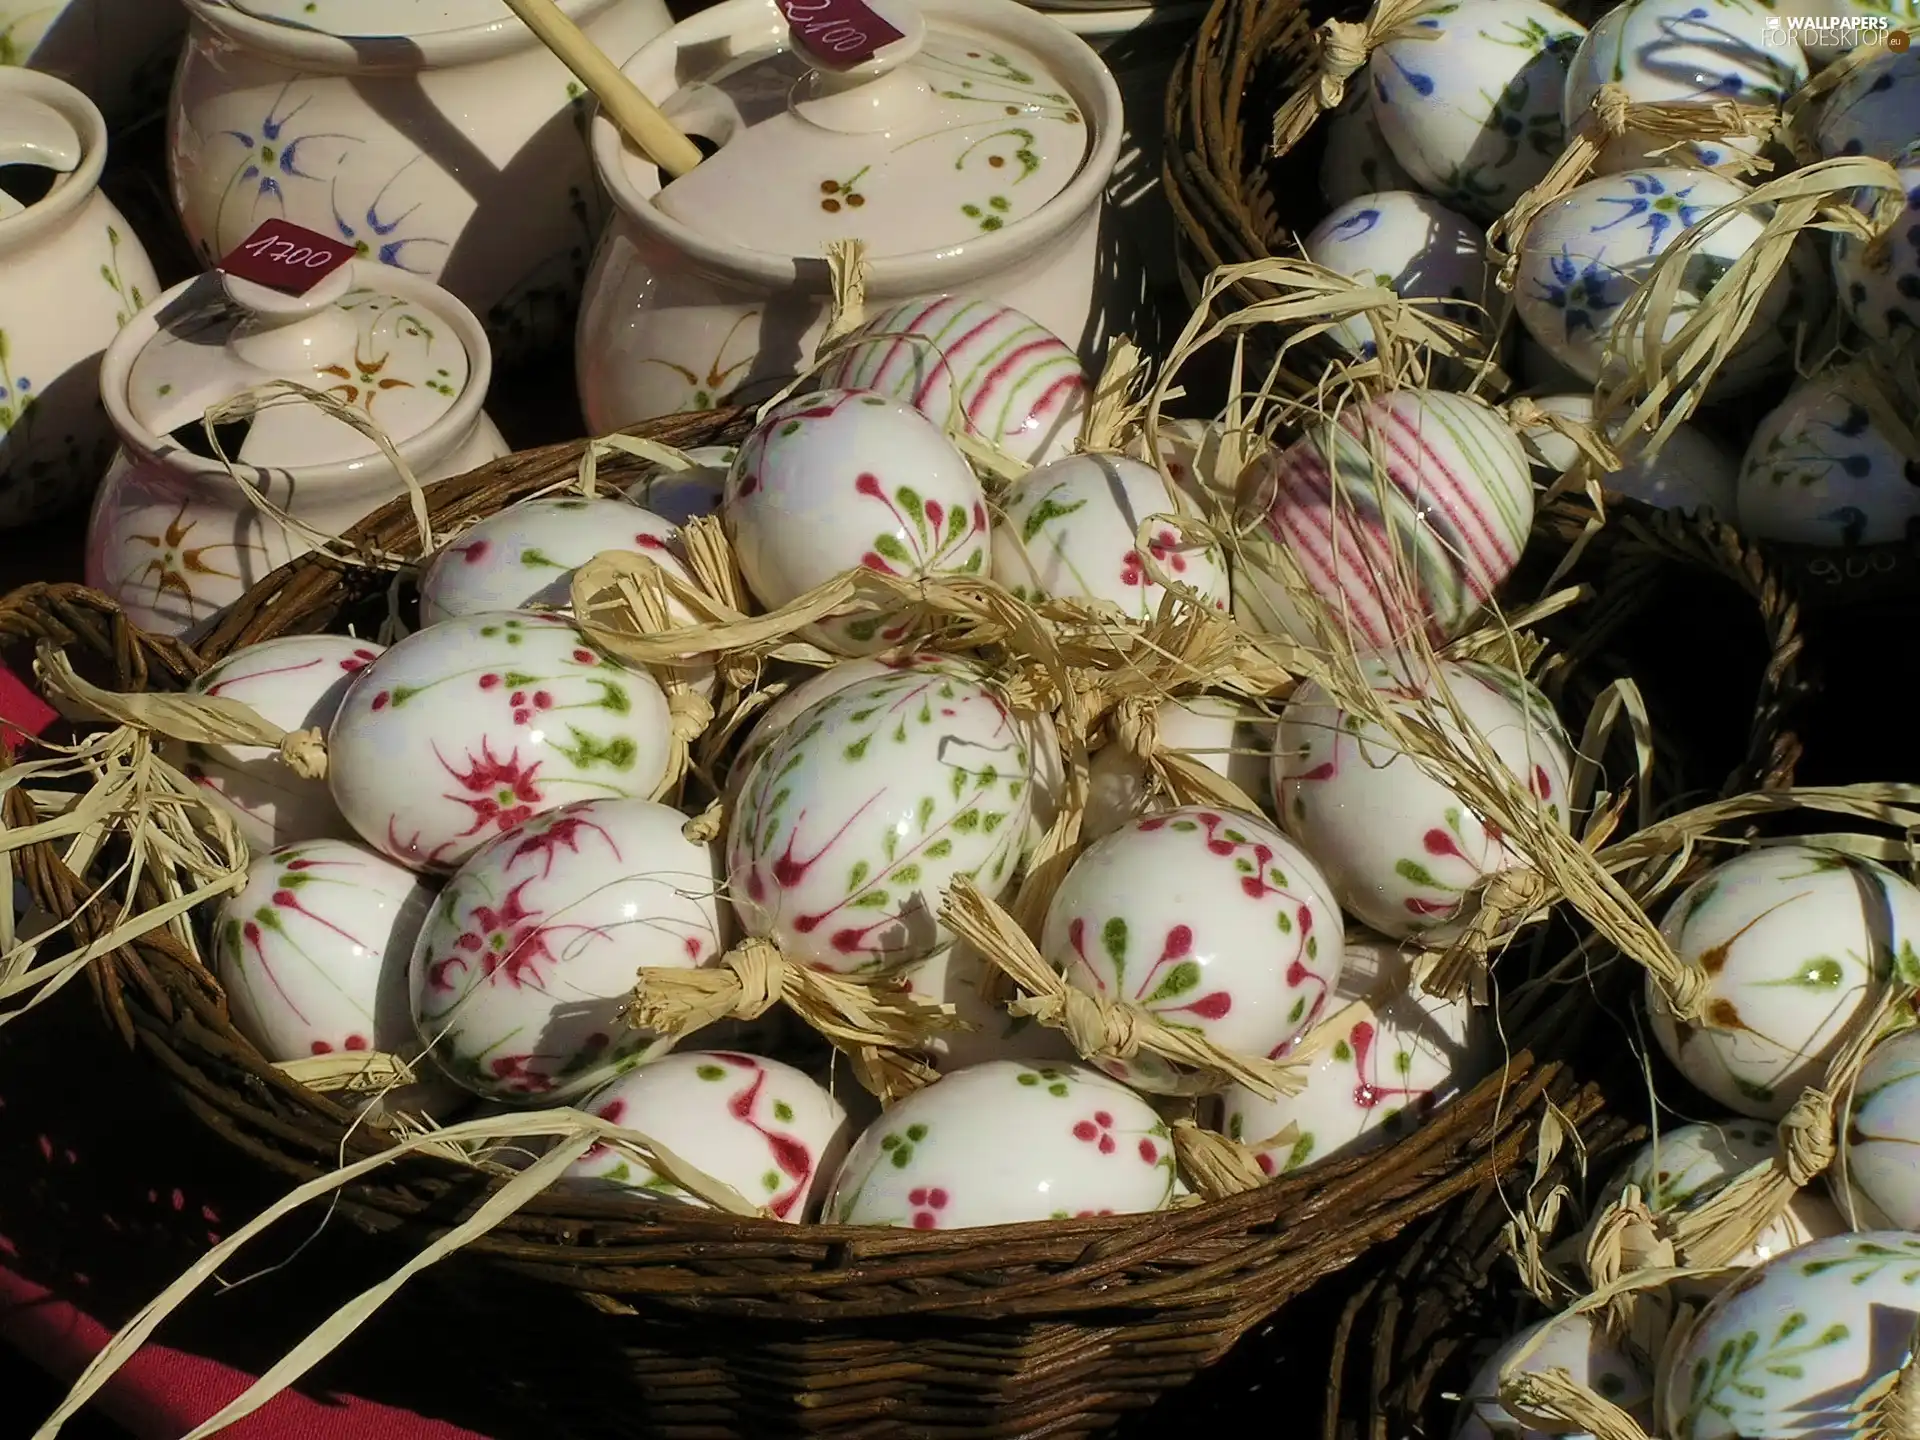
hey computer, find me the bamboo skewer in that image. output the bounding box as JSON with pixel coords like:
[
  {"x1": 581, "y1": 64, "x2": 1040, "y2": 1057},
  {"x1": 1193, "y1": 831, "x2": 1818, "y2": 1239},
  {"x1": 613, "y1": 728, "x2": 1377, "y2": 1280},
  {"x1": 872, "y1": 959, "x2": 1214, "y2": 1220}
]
[{"x1": 500, "y1": 0, "x2": 705, "y2": 179}]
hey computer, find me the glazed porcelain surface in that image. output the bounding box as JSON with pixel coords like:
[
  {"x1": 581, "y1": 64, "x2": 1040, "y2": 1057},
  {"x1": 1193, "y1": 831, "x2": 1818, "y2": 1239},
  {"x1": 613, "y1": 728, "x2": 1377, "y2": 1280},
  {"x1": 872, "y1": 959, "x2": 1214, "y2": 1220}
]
[
  {"x1": 85, "y1": 262, "x2": 509, "y2": 640},
  {"x1": 185, "y1": 633, "x2": 383, "y2": 852},
  {"x1": 1664, "y1": 1232, "x2": 1920, "y2": 1440},
  {"x1": 167, "y1": 0, "x2": 671, "y2": 359},
  {"x1": 573, "y1": 0, "x2": 1122, "y2": 430},
  {"x1": 1319, "y1": 85, "x2": 1416, "y2": 208},
  {"x1": 1456, "y1": 1312, "x2": 1654, "y2": 1440},
  {"x1": 1816, "y1": 42, "x2": 1920, "y2": 159},
  {"x1": 1233, "y1": 388, "x2": 1533, "y2": 647},
  {"x1": 826, "y1": 1059, "x2": 1175, "y2": 1227},
  {"x1": 1832, "y1": 141, "x2": 1920, "y2": 343},
  {"x1": 620, "y1": 445, "x2": 731, "y2": 527},
  {"x1": 896, "y1": 941, "x2": 1076, "y2": 1071},
  {"x1": 725, "y1": 666, "x2": 1032, "y2": 975},
  {"x1": 1301, "y1": 190, "x2": 1491, "y2": 357},
  {"x1": 1274, "y1": 657, "x2": 1572, "y2": 944},
  {"x1": 1644, "y1": 844, "x2": 1920, "y2": 1120},
  {"x1": 409, "y1": 798, "x2": 721, "y2": 1101},
  {"x1": 1221, "y1": 935, "x2": 1484, "y2": 1175},
  {"x1": 1368, "y1": 0, "x2": 1586, "y2": 222},
  {"x1": 0, "y1": 67, "x2": 157, "y2": 529},
  {"x1": 1737, "y1": 373, "x2": 1920, "y2": 546},
  {"x1": 0, "y1": 0, "x2": 184, "y2": 125},
  {"x1": 1563, "y1": 0, "x2": 1806, "y2": 172},
  {"x1": 1039, "y1": 805, "x2": 1346, "y2": 1093},
  {"x1": 1518, "y1": 391, "x2": 1739, "y2": 514},
  {"x1": 327, "y1": 612, "x2": 675, "y2": 873},
  {"x1": 1839, "y1": 1029, "x2": 1920, "y2": 1228},
  {"x1": 568, "y1": 1051, "x2": 851, "y2": 1220}
]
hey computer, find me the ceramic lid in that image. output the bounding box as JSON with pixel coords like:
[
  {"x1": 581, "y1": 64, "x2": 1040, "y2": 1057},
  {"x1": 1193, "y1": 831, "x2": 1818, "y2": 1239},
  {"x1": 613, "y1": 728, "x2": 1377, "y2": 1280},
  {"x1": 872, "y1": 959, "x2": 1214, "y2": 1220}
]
[
  {"x1": 0, "y1": 83, "x2": 84, "y2": 222},
  {"x1": 220, "y1": 0, "x2": 598, "y2": 39},
  {"x1": 124, "y1": 263, "x2": 475, "y2": 468},
  {"x1": 643, "y1": 0, "x2": 1093, "y2": 258}
]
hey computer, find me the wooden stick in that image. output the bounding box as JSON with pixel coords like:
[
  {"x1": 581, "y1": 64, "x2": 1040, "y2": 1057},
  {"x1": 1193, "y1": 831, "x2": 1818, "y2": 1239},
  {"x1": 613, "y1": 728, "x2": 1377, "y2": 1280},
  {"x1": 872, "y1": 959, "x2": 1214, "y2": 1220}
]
[{"x1": 501, "y1": 0, "x2": 705, "y2": 180}]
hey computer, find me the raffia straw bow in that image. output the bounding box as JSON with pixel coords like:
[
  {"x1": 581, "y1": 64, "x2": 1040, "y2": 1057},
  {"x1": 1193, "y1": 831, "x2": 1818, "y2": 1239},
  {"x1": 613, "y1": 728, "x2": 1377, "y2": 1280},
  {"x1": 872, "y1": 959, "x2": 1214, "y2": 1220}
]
[
  {"x1": 1108, "y1": 695, "x2": 1269, "y2": 817},
  {"x1": 1421, "y1": 865, "x2": 1552, "y2": 1003},
  {"x1": 1170, "y1": 1118, "x2": 1289, "y2": 1200},
  {"x1": 940, "y1": 876, "x2": 1304, "y2": 1098},
  {"x1": 1500, "y1": 1370, "x2": 1655, "y2": 1440},
  {"x1": 1269, "y1": 0, "x2": 1439, "y2": 159}
]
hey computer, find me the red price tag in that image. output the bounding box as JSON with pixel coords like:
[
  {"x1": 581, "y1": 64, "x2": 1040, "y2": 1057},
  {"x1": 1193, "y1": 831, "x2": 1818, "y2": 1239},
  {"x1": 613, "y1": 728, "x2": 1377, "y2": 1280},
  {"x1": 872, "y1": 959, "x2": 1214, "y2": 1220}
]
[
  {"x1": 218, "y1": 219, "x2": 357, "y2": 296},
  {"x1": 774, "y1": 0, "x2": 905, "y2": 69}
]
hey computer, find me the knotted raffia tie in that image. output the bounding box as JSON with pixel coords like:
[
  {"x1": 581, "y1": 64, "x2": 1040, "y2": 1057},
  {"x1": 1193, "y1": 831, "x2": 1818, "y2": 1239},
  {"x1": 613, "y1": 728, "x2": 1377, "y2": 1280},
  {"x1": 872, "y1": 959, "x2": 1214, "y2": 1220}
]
[
  {"x1": 1422, "y1": 864, "x2": 1552, "y2": 1001},
  {"x1": 1171, "y1": 1118, "x2": 1289, "y2": 1201},
  {"x1": 1270, "y1": 0, "x2": 1440, "y2": 158}
]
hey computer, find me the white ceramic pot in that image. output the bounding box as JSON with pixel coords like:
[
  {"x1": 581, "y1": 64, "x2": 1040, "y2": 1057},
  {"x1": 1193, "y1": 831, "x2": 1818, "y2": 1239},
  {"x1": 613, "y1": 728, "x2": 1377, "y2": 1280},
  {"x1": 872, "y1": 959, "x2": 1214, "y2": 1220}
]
[
  {"x1": 0, "y1": 0, "x2": 184, "y2": 128},
  {"x1": 166, "y1": 0, "x2": 673, "y2": 360},
  {"x1": 575, "y1": 0, "x2": 1123, "y2": 431},
  {"x1": 85, "y1": 260, "x2": 509, "y2": 640},
  {"x1": 0, "y1": 67, "x2": 157, "y2": 529}
]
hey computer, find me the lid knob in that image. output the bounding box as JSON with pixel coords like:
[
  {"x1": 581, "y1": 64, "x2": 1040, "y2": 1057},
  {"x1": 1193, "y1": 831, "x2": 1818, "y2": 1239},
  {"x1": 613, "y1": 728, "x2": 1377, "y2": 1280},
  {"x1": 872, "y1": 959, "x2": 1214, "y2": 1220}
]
[
  {"x1": 221, "y1": 264, "x2": 359, "y2": 373},
  {"x1": 783, "y1": 0, "x2": 933, "y2": 133}
]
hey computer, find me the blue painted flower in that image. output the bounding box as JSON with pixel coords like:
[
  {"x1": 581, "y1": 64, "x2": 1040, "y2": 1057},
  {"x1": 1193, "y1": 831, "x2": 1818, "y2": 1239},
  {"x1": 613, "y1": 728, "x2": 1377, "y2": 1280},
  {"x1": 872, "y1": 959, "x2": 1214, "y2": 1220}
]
[
  {"x1": 1593, "y1": 172, "x2": 1710, "y2": 252},
  {"x1": 330, "y1": 158, "x2": 450, "y2": 276},
  {"x1": 1326, "y1": 208, "x2": 1382, "y2": 243},
  {"x1": 1532, "y1": 246, "x2": 1618, "y2": 338},
  {"x1": 1389, "y1": 55, "x2": 1435, "y2": 97},
  {"x1": 214, "y1": 86, "x2": 356, "y2": 245}
]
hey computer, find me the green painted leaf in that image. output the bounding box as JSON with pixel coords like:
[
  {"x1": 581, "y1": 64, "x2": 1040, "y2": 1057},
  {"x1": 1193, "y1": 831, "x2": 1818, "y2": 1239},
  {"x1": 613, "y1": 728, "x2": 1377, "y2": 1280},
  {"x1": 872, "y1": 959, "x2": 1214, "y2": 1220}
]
[
  {"x1": 1395, "y1": 859, "x2": 1438, "y2": 886},
  {"x1": 1146, "y1": 961, "x2": 1200, "y2": 1002},
  {"x1": 873, "y1": 534, "x2": 911, "y2": 565}
]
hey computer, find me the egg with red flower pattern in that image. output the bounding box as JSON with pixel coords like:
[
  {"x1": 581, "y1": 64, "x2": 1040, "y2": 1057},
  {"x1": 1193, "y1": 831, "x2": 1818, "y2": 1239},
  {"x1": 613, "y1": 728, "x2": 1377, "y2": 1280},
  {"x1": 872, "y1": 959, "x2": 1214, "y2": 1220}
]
[
  {"x1": 408, "y1": 798, "x2": 722, "y2": 1102},
  {"x1": 418, "y1": 497, "x2": 687, "y2": 622},
  {"x1": 327, "y1": 612, "x2": 673, "y2": 873},
  {"x1": 565, "y1": 1051, "x2": 850, "y2": 1221},
  {"x1": 1040, "y1": 805, "x2": 1346, "y2": 1095}
]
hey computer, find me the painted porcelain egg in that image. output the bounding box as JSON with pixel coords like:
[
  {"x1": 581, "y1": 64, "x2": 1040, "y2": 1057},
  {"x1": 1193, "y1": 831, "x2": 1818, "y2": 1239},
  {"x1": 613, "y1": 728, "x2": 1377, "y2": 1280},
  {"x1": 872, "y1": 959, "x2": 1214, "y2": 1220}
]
[
  {"x1": 1039, "y1": 805, "x2": 1346, "y2": 1094},
  {"x1": 184, "y1": 634, "x2": 383, "y2": 853},
  {"x1": 1519, "y1": 392, "x2": 1740, "y2": 514},
  {"x1": 409, "y1": 798, "x2": 723, "y2": 1102},
  {"x1": 994, "y1": 453, "x2": 1230, "y2": 622},
  {"x1": 1274, "y1": 657, "x2": 1574, "y2": 944},
  {"x1": 620, "y1": 446, "x2": 733, "y2": 527},
  {"x1": 1515, "y1": 168, "x2": 1794, "y2": 391},
  {"x1": 1369, "y1": 0, "x2": 1587, "y2": 221},
  {"x1": 1455, "y1": 1312, "x2": 1654, "y2": 1440},
  {"x1": 1663, "y1": 1232, "x2": 1920, "y2": 1440},
  {"x1": 1840, "y1": 1029, "x2": 1920, "y2": 1228},
  {"x1": 1301, "y1": 192, "x2": 1492, "y2": 356},
  {"x1": 1587, "y1": 1119, "x2": 1844, "y2": 1284},
  {"x1": 1221, "y1": 935, "x2": 1485, "y2": 1176},
  {"x1": 566, "y1": 1050, "x2": 851, "y2": 1221},
  {"x1": 1816, "y1": 42, "x2": 1920, "y2": 159},
  {"x1": 1833, "y1": 140, "x2": 1920, "y2": 343},
  {"x1": 1645, "y1": 844, "x2": 1920, "y2": 1120},
  {"x1": 898, "y1": 941, "x2": 1076, "y2": 1072},
  {"x1": 1084, "y1": 694, "x2": 1276, "y2": 842},
  {"x1": 210, "y1": 837, "x2": 435, "y2": 1065},
  {"x1": 724, "y1": 389, "x2": 989, "y2": 654},
  {"x1": 1139, "y1": 417, "x2": 1258, "y2": 514},
  {"x1": 1563, "y1": 0, "x2": 1807, "y2": 173},
  {"x1": 1319, "y1": 84, "x2": 1418, "y2": 208},
  {"x1": 1233, "y1": 389, "x2": 1534, "y2": 648},
  {"x1": 1736, "y1": 374, "x2": 1920, "y2": 546},
  {"x1": 327, "y1": 612, "x2": 674, "y2": 873},
  {"x1": 809, "y1": 296, "x2": 1089, "y2": 466},
  {"x1": 826, "y1": 1059, "x2": 1176, "y2": 1227},
  {"x1": 726, "y1": 666, "x2": 1032, "y2": 976}
]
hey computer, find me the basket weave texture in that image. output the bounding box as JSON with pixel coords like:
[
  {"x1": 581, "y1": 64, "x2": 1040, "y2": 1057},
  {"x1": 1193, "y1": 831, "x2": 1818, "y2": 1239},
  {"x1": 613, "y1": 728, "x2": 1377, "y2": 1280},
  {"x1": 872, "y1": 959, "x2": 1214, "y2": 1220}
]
[{"x1": 0, "y1": 409, "x2": 1796, "y2": 1437}]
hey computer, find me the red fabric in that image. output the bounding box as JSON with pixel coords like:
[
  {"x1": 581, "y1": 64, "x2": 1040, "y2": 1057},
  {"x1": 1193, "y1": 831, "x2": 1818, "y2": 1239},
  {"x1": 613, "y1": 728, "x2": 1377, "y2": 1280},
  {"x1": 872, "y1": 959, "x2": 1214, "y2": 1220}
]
[{"x1": 1, "y1": 662, "x2": 57, "y2": 746}]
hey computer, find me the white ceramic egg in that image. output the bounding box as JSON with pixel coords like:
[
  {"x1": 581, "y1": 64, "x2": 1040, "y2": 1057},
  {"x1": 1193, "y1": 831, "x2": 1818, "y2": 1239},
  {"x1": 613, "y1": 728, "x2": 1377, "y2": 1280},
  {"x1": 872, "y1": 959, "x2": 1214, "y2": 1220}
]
[
  {"x1": 1302, "y1": 191, "x2": 1492, "y2": 357},
  {"x1": 1645, "y1": 844, "x2": 1920, "y2": 1120},
  {"x1": 210, "y1": 837, "x2": 435, "y2": 1064},
  {"x1": 1840, "y1": 1029, "x2": 1920, "y2": 1228},
  {"x1": 1663, "y1": 1232, "x2": 1920, "y2": 1440},
  {"x1": 1138, "y1": 416, "x2": 1259, "y2": 514},
  {"x1": 993, "y1": 453, "x2": 1230, "y2": 622},
  {"x1": 1563, "y1": 0, "x2": 1807, "y2": 173},
  {"x1": 897, "y1": 941, "x2": 1076, "y2": 1072},
  {"x1": 1816, "y1": 41, "x2": 1920, "y2": 159},
  {"x1": 620, "y1": 446, "x2": 732, "y2": 527},
  {"x1": 1221, "y1": 935, "x2": 1485, "y2": 1175},
  {"x1": 726, "y1": 666, "x2": 1032, "y2": 976},
  {"x1": 1737, "y1": 374, "x2": 1920, "y2": 546},
  {"x1": 1519, "y1": 392, "x2": 1740, "y2": 514},
  {"x1": 566, "y1": 1051, "x2": 851, "y2": 1221},
  {"x1": 409, "y1": 798, "x2": 723, "y2": 1102},
  {"x1": 826, "y1": 1059, "x2": 1176, "y2": 1227},
  {"x1": 1369, "y1": 0, "x2": 1587, "y2": 221},
  {"x1": 725, "y1": 389, "x2": 989, "y2": 654},
  {"x1": 327, "y1": 612, "x2": 674, "y2": 873},
  {"x1": 1039, "y1": 805, "x2": 1346, "y2": 1094},
  {"x1": 1515, "y1": 168, "x2": 1794, "y2": 391},
  {"x1": 1274, "y1": 657, "x2": 1574, "y2": 944},
  {"x1": 1233, "y1": 389, "x2": 1535, "y2": 648},
  {"x1": 185, "y1": 635, "x2": 383, "y2": 852},
  {"x1": 1456, "y1": 1312, "x2": 1654, "y2": 1440},
  {"x1": 1084, "y1": 694, "x2": 1276, "y2": 842},
  {"x1": 1833, "y1": 140, "x2": 1920, "y2": 343},
  {"x1": 1319, "y1": 83, "x2": 1418, "y2": 208},
  {"x1": 809, "y1": 296, "x2": 1089, "y2": 466}
]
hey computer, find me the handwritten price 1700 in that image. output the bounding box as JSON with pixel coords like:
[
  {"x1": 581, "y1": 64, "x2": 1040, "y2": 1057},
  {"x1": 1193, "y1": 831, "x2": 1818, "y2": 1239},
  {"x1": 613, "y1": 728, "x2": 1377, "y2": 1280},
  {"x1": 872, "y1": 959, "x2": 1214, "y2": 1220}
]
[{"x1": 238, "y1": 234, "x2": 340, "y2": 270}]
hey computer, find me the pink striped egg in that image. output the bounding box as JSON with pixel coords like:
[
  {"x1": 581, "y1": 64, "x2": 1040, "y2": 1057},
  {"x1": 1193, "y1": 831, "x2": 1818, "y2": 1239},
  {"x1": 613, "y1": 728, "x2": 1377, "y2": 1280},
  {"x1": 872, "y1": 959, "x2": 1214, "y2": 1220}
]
[
  {"x1": 1232, "y1": 390, "x2": 1533, "y2": 649},
  {"x1": 810, "y1": 296, "x2": 1088, "y2": 466}
]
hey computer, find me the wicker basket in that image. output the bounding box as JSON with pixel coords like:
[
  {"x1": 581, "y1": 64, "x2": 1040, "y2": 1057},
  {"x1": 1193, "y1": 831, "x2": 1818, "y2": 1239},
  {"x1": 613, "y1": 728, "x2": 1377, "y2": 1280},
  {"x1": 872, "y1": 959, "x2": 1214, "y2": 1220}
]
[{"x1": 0, "y1": 412, "x2": 1790, "y2": 1438}]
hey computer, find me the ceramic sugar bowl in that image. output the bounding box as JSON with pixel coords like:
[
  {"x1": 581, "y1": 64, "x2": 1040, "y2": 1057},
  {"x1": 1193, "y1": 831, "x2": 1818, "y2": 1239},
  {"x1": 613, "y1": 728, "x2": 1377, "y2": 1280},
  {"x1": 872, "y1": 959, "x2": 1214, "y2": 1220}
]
[
  {"x1": 85, "y1": 259, "x2": 509, "y2": 640},
  {"x1": 0, "y1": 67, "x2": 158, "y2": 529},
  {"x1": 574, "y1": 0, "x2": 1123, "y2": 430},
  {"x1": 166, "y1": 0, "x2": 673, "y2": 359},
  {"x1": 1, "y1": 0, "x2": 184, "y2": 127}
]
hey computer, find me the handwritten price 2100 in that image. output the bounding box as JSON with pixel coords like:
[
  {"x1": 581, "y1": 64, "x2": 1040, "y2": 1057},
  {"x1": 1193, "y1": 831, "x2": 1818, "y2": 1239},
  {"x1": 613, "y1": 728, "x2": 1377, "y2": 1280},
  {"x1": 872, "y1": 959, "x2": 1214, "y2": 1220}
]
[
  {"x1": 237, "y1": 234, "x2": 341, "y2": 270},
  {"x1": 777, "y1": 0, "x2": 896, "y2": 56}
]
